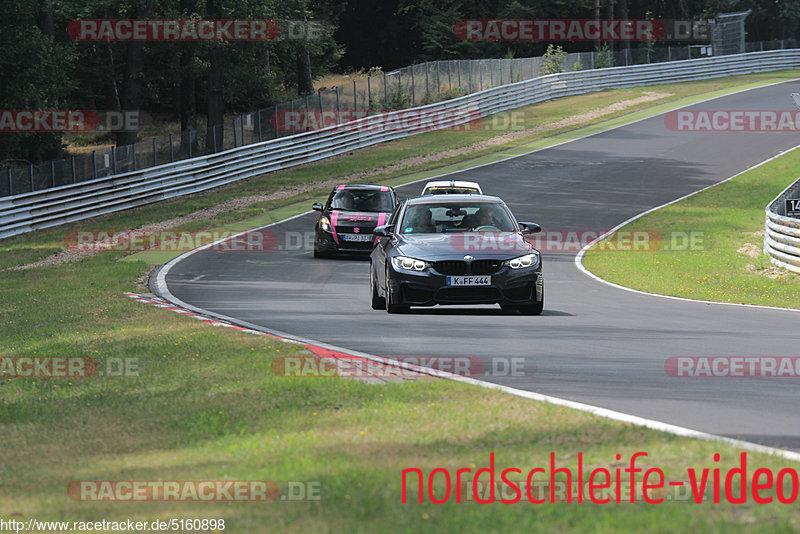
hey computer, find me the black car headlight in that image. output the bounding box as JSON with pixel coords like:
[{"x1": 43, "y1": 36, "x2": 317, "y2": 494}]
[
  {"x1": 319, "y1": 216, "x2": 332, "y2": 233},
  {"x1": 391, "y1": 256, "x2": 430, "y2": 272},
  {"x1": 504, "y1": 252, "x2": 540, "y2": 269}
]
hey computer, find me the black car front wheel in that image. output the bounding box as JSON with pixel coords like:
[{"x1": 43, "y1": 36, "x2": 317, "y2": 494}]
[
  {"x1": 313, "y1": 242, "x2": 330, "y2": 258},
  {"x1": 370, "y1": 266, "x2": 385, "y2": 310},
  {"x1": 502, "y1": 288, "x2": 544, "y2": 315},
  {"x1": 518, "y1": 288, "x2": 544, "y2": 316},
  {"x1": 385, "y1": 269, "x2": 409, "y2": 314}
]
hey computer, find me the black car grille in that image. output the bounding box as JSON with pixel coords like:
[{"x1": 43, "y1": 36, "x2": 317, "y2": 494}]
[{"x1": 432, "y1": 260, "x2": 503, "y2": 275}]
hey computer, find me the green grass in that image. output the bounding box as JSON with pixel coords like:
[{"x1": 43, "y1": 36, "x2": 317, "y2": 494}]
[
  {"x1": 3, "y1": 70, "x2": 800, "y2": 533},
  {"x1": 583, "y1": 145, "x2": 800, "y2": 308}
]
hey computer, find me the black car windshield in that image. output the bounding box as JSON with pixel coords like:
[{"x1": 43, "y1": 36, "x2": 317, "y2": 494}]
[
  {"x1": 330, "y1": 190, "x2": 394, "y2": 212},
  {"x1": 400, "y1": 203, "x2": 516, "y2": 234}
]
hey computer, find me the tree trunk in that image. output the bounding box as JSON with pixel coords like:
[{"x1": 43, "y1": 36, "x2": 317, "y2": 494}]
[
  {"x1": 206, "y1": 0, "x2": 225, "y2": 153},
  {"x1": 115, "y1": 0, "x2": 144, "y2": 147},
  {"x1": 607, "y1": 0, "x2": 615, "y2": 52},
  {"x1": 296, "y1": 47, "x2": 314, "y2": 96},
  {"x1": 206, "y1": 45, "x2": 224, "y2": 153},
  {"x1": 619, "y1": 0, "x2": 628, "y2": 57},
  {"x1": 179, "y1": 0, "x2": 198, "y2": 154}
]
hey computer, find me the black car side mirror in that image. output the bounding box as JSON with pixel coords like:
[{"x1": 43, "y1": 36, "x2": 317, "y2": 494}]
[
  {"x1": 312, "y1": 202, "x2": 324, "y2": 212},
  {"x1": 373, "y1": 225, "x2": 395, "y2": 237},
  {"x1": 519, "y1": 222, "x2": 542, "y2": 234}
]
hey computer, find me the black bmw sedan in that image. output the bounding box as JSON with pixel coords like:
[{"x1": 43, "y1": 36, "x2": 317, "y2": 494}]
[{"x1": 369, "y1": 195, "x2": 544, "y2": 314}]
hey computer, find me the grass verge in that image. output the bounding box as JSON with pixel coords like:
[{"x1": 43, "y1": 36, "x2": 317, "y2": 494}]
[
  {"x1": 2, "y1": 71, "x2": 800, "y2": 532},
  {"x1": 583, "y1": 145, "x2": 800, "y2": 308}
]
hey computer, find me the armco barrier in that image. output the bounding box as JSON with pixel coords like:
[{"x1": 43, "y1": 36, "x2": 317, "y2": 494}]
[
  {"x1": 764, "y1": 176, "x2": 800, "y2": 274},
  {"x1": 2, "y1": 50, "x2": 799, "y2": 239}
]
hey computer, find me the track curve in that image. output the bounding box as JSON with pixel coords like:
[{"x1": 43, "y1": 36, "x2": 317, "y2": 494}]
[{"x1": 161, "y1": 81, "x2": 800, "y2": 452}]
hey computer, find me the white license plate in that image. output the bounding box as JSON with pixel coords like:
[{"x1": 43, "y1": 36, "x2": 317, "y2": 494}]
[
  {"x1": 446, "y1": 275, "x2": 491, "y2": 286},
  {"x1": 341, "y1": 233, "x2": 372, "y2": 242}
]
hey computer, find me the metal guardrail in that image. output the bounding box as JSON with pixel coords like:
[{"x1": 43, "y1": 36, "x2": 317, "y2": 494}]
[
  {"x1": 764, "y1": 176, "x2": 800, "y2": 274},
  {"x1": 2, "y1": 49, "x2": 799, "y2": 239}
]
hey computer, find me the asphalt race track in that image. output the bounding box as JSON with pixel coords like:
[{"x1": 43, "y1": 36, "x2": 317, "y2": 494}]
[{"x1": 161, "y1": 81, "x2": 800, "y2": 452}]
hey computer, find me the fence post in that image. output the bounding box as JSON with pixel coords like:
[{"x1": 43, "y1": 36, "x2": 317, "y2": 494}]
[
  {"x1": 241, "y1": 115, "x2": 246, "y2": 145},
  {"x1": 92, "y1": 150, "x2": 97, "y2": 179},
  {"x1": 212, "y1": 126, "x2": 218, "y2": 152},
  {"x1": 336, "y1": 87, "x2": 341, "y2": 123},
  {"x1": 111, "y1": 146, "x2": 116, "y2": 174},
  {"x1": 169, "y1": 133, "x2": 174, "y2": 162},
  {"x1": 8, "y1": 167, "x2": 12, "y2": 196},
  {"x1": 397, "y1": 72, "x2": 401, "y2": 109},
  {"x1": 319, "y1": 91, "x2": 325, "y2": 128},
  {"x1": 668, "y1": 46, "x2": 671, "y2": 61},
  {"x1": 71, "y1": 155, "x2": 76, "y2": 183},
  {"x1": 383, "y1": 71, "x2": 388, "y2": 110},
  {"x1": 424, "y1": 64, "x2": 429, "y2": 101},
  {"x1": 51, "y1": 160, "x2": 55, "y2": 187},
  {"x1": 132, "y1": 143, "x2": 137, "y2": 171},
  {"x1": 188, "y1": 131, "x2": 193, "y2": 157},
  {"x1": 411, "y1": 67, "x2": 416, "y2": 105},
  {"x1": 468, "y1": 61, "x2": 472, "y2": 92},
  {"x1": 436, "y1": 61, "x2": 441, "y2": 94},
  {"x1": 367, "y1": 77, "x2": 371, "y2": 112},
  {"x1": 447, "y1": 61, "x2": 452, "y2": 91},
  {"x1": 479, "y1": 63, "x2": 483, "y2": 90},
  {"x1": 29, "y1": 163, "x2": 34, "y2": 191},
  {"x1": 257, "y1": 110, "x2": 262, "y2": 141},
  {"x1": 353, "y1": 80, "x2": 357, "y2": 112}
]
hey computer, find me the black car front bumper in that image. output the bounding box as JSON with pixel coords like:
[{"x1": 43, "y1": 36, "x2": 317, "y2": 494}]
[
  {"x1": 316, "y1": 229, "x2": 377, "y2": 255},
  {"x1": 386, "y1": 262, "x2": 543, "y2": 306}
]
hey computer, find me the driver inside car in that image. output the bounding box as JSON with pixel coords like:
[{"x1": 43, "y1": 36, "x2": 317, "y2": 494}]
[
  {"x1": 466, "y1": 207, "x2": 499, "y2": 229},
  {"x1": 403, "y1": 208, "x2": 436, "y2": 234}
]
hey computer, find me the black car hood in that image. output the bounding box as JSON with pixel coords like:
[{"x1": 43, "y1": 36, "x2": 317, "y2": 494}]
[{"x1": 394, "y1": 232, "x2": 535, "y2": 261}]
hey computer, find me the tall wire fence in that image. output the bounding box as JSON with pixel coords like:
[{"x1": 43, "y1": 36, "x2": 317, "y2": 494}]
[{"x1": 3, "y1": 38, "x2": 799, "y2": 198}]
